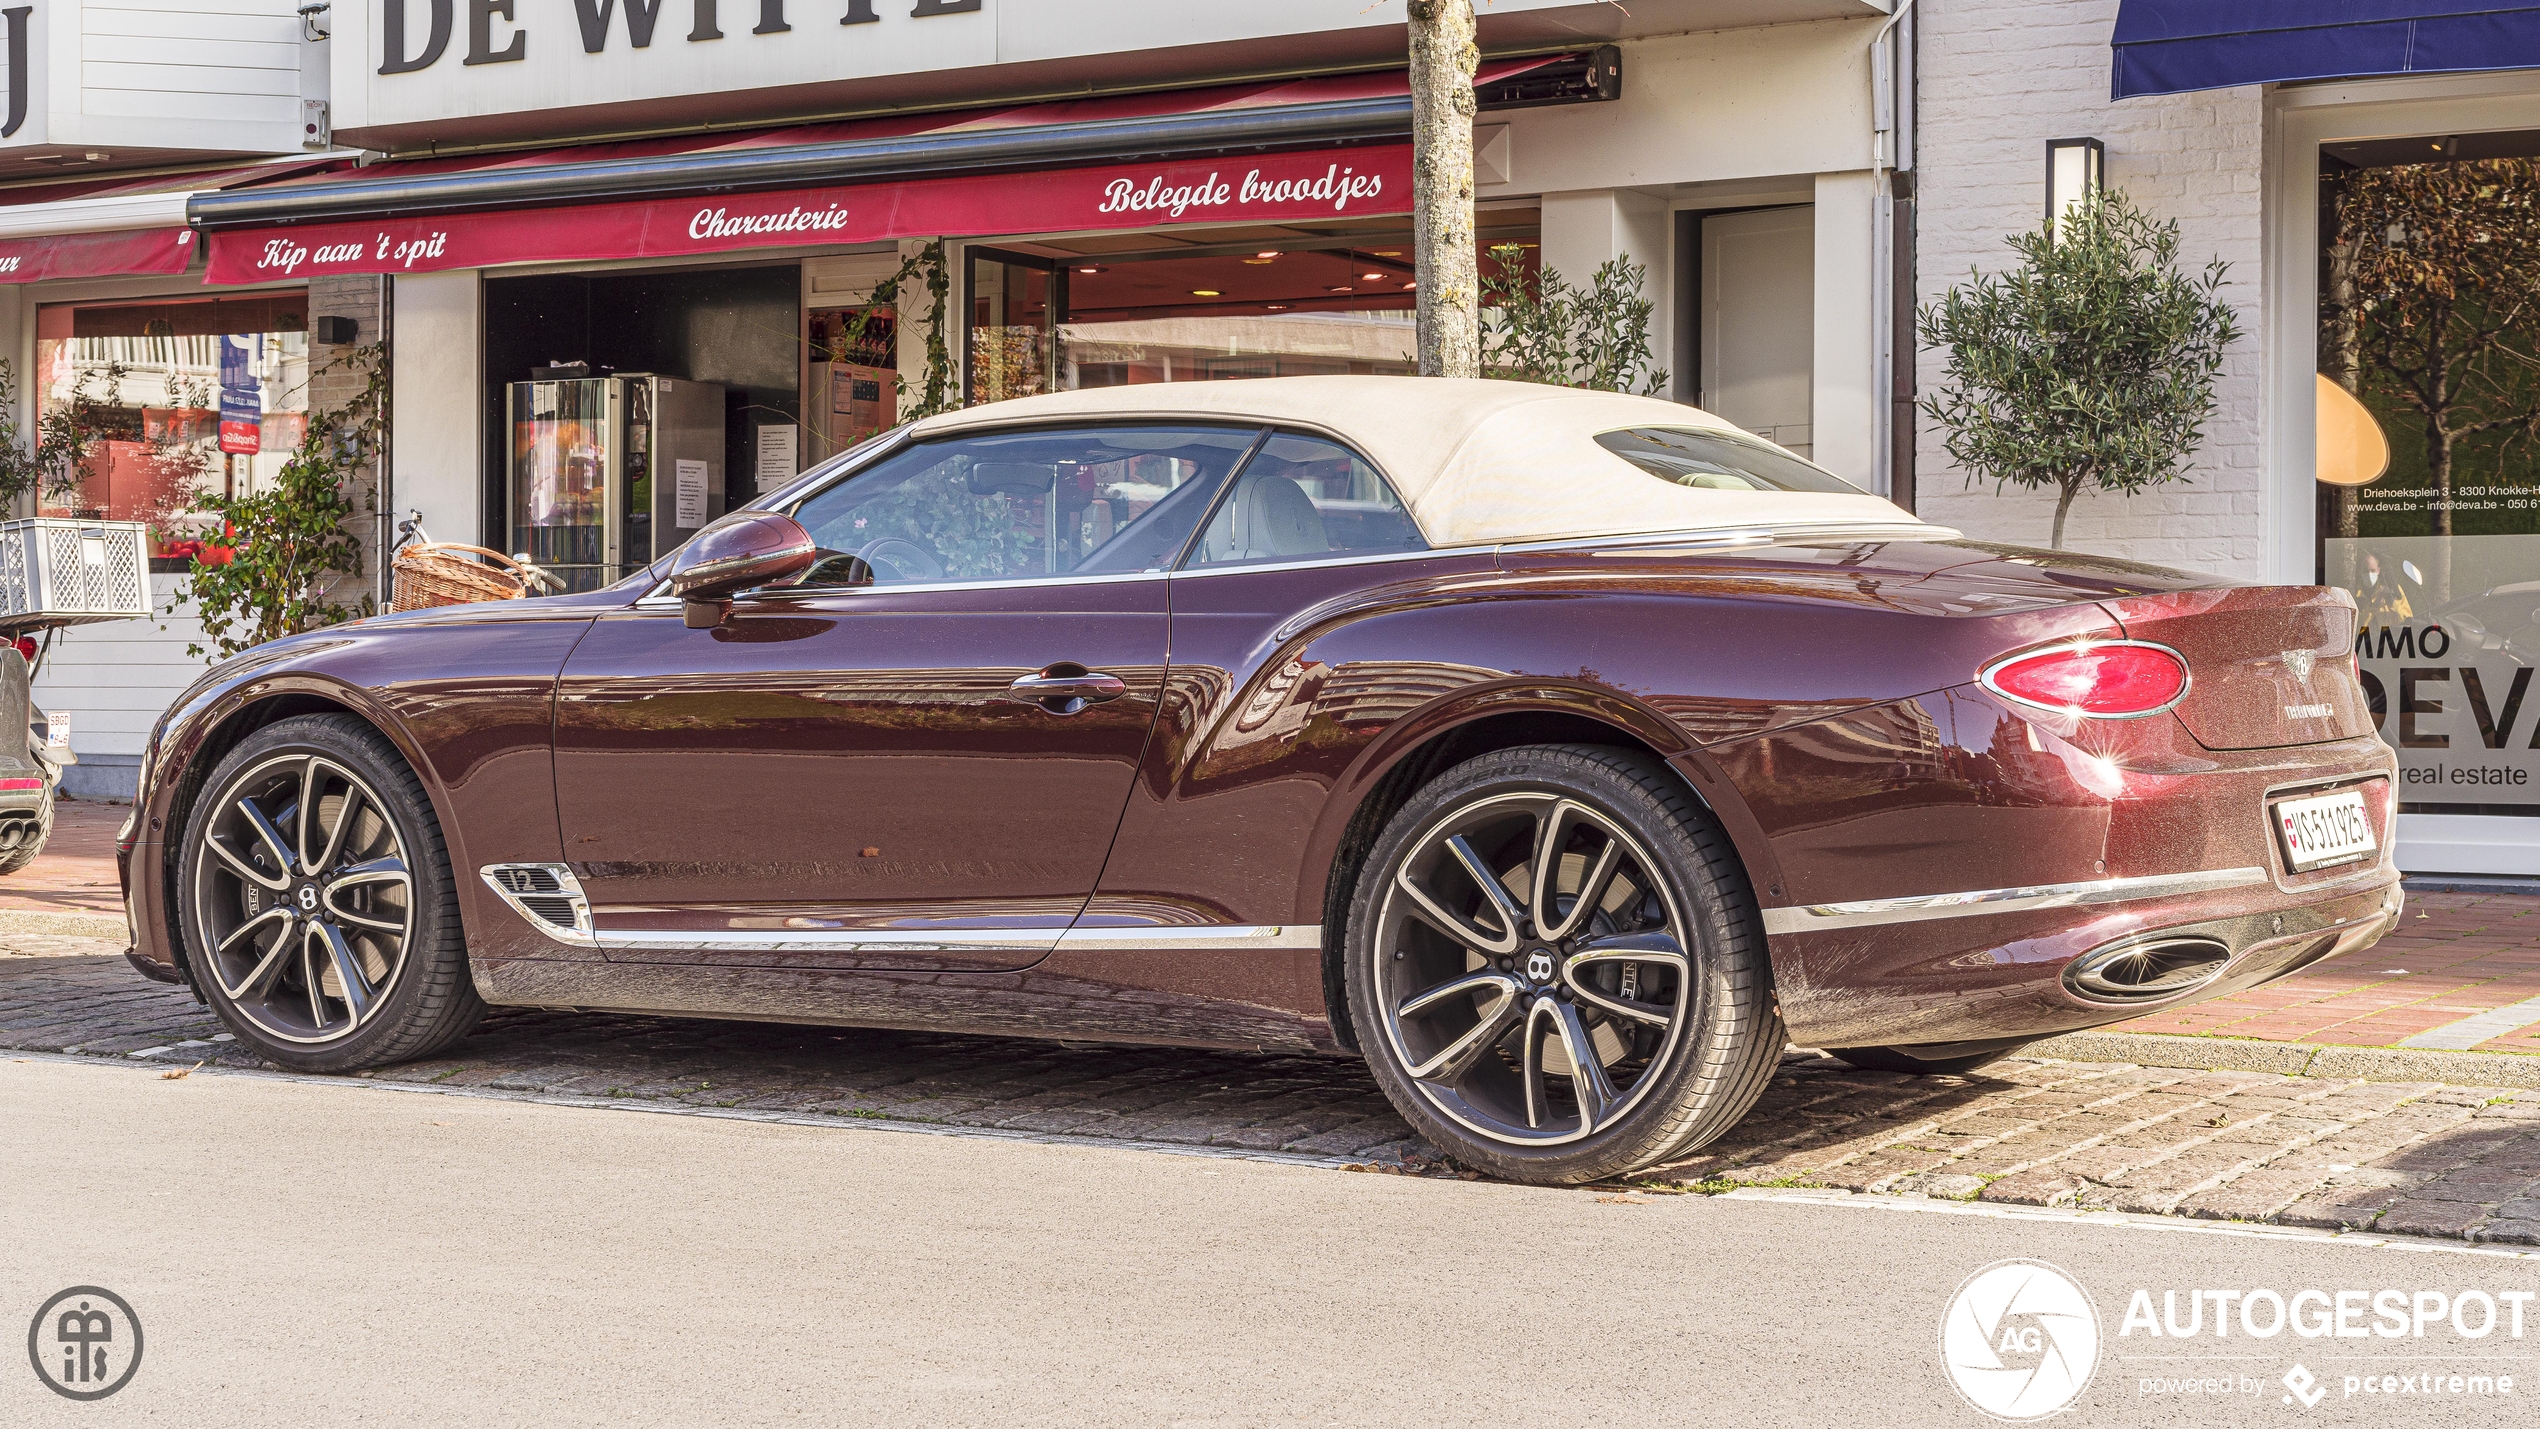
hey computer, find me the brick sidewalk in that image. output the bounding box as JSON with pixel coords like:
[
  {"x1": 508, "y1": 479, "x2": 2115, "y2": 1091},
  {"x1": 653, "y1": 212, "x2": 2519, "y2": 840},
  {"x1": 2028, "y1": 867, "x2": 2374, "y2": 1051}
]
[
  {"x1": 0, "y1": 798, "x2": 125, "y2": 918},
  {"x1": 7, "y1": 944, "x2": 2540, "y2": 1242}
]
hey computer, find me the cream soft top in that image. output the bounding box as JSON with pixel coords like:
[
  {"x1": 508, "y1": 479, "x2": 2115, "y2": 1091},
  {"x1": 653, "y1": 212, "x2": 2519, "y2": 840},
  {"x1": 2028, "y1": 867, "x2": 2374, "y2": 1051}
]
[{"x1": 909, "y1": 376, "x2": 1929, "y2": 548}]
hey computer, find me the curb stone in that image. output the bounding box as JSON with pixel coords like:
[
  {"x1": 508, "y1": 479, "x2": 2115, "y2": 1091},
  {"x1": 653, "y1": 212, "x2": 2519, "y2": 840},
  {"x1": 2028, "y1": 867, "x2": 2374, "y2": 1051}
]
[{"x1": 2017, "y1": 1030, "x2": 2540, "y2": 1088}]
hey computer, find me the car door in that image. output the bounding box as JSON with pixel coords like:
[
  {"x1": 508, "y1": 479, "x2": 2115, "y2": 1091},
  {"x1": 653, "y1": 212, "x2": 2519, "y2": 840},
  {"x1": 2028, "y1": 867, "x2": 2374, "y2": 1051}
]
[{"x1": 550, "y1": 421, "x2": 1261, "y2": 971}]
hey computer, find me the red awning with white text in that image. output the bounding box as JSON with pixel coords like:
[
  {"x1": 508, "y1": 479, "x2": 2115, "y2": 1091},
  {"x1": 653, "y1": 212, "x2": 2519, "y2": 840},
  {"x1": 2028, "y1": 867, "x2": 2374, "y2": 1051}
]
[
  {"x1": 0, "y1": 227, "x2": 195, "y2": 283},
  {"x1": 206, "y1": 144, "x2": 1409, "y2": 284},
  {"x1": 195, "y1": 56, "x2": 1601, "y2": 284}
]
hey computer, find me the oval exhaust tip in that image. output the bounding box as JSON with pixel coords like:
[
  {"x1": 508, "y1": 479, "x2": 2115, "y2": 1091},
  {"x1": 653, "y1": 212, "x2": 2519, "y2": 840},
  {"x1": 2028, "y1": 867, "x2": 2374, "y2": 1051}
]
[{"x1": 2065, "y1": 936, "x2": 2231, "y2": 1003}]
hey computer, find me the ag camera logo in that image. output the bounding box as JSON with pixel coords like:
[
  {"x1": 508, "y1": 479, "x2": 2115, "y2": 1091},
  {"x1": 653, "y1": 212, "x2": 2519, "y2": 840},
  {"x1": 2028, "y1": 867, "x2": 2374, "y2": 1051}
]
[{"x1": 1941, "y1": 1259, "x2": 2101, "y2": 1420}]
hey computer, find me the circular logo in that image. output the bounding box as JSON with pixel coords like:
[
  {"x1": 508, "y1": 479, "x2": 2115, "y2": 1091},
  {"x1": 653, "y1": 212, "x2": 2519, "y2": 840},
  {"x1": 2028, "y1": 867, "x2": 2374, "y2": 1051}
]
[
  {"x1": 298, "y1": 884, "x2": 320, "y2": 912},
  {"x1": 1523, "y1": 950, "x2": 1555, "y2": 982},
  {"x1": 27, "y1": 1286, "x2": 142, "y2": 1401},
  {"x1": 1939, "y1": 1259, "x2": 2098, "y2": 1421}
]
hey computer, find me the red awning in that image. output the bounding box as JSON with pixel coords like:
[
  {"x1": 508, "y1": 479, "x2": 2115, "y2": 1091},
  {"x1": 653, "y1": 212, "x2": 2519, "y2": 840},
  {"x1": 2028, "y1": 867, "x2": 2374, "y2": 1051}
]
[
  {"x1": 199, "y1": 58, "x2": 1568, "y2": 284},
  {"x1": 0, "y1": 227, "x2": 196, "y2": 283},
  {"x1": 0, "y1": 156, "x2": 345, "y2": 285},
  {"x1": 206, "y1": 144, "x2": 1410, "y2": 284}
]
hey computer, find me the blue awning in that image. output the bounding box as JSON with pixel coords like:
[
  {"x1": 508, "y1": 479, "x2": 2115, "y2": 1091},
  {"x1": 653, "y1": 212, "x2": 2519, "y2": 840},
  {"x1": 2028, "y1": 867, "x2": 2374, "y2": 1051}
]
[{"x1": 2113, "y1": 2, "x2": 2540, "y2": 99}]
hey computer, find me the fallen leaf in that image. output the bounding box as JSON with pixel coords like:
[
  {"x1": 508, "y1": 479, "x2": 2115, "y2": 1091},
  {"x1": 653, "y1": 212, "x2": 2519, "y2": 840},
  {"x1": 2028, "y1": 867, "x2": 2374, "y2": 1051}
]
[
  {"x1": 2205, "y1": 1114, "x2": 2229, "y2": 1127},
  {"x1": 1596, "y1": 1194, "x2": 1649, "y2": 1205},
  {"x1": 159, "y1": 1060, "x2": 203, "y2": 1081}
]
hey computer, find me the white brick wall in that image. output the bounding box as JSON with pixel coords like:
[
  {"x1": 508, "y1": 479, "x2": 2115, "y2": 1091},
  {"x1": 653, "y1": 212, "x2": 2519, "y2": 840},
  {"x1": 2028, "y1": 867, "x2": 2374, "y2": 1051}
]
[{"x1": 1914, "y1": 0, "x2": 2268, "y2": 578}]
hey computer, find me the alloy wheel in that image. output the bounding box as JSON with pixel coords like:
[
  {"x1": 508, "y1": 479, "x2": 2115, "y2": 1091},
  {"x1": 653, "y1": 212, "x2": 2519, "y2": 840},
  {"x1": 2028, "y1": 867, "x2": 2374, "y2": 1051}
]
[
  {"x1": 1373, "y1": 791, "x2": 1693, "y2": 1146},
  {"x1": 189, "y1": 753, "x2": 415, "y2": 1045}
]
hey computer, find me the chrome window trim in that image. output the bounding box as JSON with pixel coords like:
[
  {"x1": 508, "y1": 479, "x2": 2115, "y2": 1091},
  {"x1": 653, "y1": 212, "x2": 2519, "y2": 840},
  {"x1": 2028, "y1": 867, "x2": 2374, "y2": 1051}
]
[
  {"x1": 1759, "y1": 866, "x2": 2272, "y2": 936},
  {"x1": 1166, "y1": 545, "x2": 1474, "y2": 582},
  {"x1": 1977, "y1": 638, "x2": 2193, "y2": 723}
]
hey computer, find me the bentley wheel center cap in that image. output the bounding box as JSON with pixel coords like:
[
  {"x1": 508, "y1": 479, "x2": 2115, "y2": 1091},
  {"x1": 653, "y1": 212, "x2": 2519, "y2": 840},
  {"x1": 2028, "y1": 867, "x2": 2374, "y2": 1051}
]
[
  {"x1": 1524, "y1": 949, "x2": 1556, "y2": 983},
  {"x1": 296, "y1": 884, "x2": 321, "y2": 914}
]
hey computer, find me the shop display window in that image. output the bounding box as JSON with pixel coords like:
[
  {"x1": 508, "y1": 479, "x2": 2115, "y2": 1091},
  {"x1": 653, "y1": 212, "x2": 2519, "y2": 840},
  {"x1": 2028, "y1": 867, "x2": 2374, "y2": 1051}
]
[
  {"x1": 2316, "y1": 135, "x2": 2540, "y2": 817},
  {"x1": 34, "y1": 294, "x2": 309, "y2": 556},
  {"x1": 964, "y1": 214, "x2": 1537, "y2": 399}
]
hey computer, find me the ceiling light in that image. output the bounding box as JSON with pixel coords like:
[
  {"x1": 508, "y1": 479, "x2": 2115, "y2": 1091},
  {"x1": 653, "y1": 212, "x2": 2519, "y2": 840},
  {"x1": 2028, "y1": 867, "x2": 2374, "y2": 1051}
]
[
  {"x1": 1240, "y1": 258, "x2": 1274, "y2": 266},
  {"x1": 1075, "y1": 265, "x2": 1104, "y2": 274},
  {"x1": 1254, "y1": 250, "x2": 1280, "y2": 258},
  {"x1": 1327, "y1": 286, "x2": 1354, "y2": 293},
  {"x1": 1362, "y1": 272, "x2": 1386, "y2": 281},
  {"x1": 1372, "y1": 250, "x2": 1402, "y2": 257},
  {"x1": 1190, "y1": 289, "x2": 1221, "y2": 297},
  {"x1": 1265, "y1": 304, "x2": 1291, "y2": 311}
]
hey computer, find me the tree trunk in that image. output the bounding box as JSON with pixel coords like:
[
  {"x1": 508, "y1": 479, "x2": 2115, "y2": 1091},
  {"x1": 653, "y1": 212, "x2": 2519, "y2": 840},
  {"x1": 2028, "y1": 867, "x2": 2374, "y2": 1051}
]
[
  {"x1": 2051, "y1": 477, "x2": 2082, "y2": 550},
  {"x1": 1407, "y1": 0, "x2": 1479, "y2": 378}
]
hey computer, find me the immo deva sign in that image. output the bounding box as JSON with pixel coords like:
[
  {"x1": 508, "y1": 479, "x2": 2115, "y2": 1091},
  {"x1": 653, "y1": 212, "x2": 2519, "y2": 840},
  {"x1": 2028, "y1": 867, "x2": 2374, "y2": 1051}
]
[{"x1": 202, "y1": 148, "x2": 1411, "y2": 282}]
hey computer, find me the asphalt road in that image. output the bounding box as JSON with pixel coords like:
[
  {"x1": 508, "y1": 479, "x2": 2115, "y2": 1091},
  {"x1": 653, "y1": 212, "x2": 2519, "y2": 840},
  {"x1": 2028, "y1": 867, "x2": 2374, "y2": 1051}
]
[{"x1": 6, "y1": 1056, "x2": 2538, "y2": 1428}]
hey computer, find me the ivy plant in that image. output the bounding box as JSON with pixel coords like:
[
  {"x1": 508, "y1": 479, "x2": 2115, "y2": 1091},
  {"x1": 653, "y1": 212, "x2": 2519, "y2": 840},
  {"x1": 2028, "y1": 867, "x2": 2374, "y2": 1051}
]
[
  {"x1": 1918, "y1": 188, "x2": 2242, "y2": 549},
  {"x1": 827, "y1": 240, "x2": 957, "y2": 425},
  {"x1": 182, "y1": 346, "x2": 386, "y2": 659}
]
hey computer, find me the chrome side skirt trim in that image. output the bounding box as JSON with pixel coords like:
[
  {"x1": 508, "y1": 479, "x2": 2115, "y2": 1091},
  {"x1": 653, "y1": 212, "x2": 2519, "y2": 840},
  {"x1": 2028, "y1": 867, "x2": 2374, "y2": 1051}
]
[
  {"x1": 1054, "y1": 924, "x2": 1322, "y2": 953},
  {"x1": 1760, "y1": 868, "x2": 2272, "y2": 936},
  {"x1": 474, "y1": 883, "x2": 1320, "y2": 957}
]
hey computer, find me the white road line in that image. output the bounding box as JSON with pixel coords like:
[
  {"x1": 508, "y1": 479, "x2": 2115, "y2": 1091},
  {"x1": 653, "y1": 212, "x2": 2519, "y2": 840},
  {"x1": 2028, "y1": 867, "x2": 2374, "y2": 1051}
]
[
  {"x1": 1711, "y1": 1186, "x2": 2540, "y2": 1260},
  {"x1": 2398, "y1": 993, "x2": 2540, "y2": 1051}
]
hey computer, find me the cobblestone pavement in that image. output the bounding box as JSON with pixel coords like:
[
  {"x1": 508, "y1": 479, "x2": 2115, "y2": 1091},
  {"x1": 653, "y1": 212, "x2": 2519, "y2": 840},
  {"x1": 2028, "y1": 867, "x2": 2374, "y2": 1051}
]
[{"x1": 10, "y1": 940, "x2": 2540, "y2": 1241}]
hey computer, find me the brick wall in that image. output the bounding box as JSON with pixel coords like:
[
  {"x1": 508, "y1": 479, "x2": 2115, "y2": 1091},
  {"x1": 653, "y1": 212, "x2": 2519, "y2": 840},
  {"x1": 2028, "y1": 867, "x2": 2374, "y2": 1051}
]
[
  {"x1": 1913, "y1": 0, "x2": 2267, "y2": 577},
  {"x1": 305, "y1": 273, "x2": 388, "y2": 608}
]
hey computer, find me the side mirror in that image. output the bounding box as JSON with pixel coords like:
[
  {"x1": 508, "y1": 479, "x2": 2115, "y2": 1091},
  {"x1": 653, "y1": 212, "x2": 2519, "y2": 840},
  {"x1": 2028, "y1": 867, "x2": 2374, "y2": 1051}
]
[{"x1": 667, "y1": 511, "x2": 817, "y2": 629}]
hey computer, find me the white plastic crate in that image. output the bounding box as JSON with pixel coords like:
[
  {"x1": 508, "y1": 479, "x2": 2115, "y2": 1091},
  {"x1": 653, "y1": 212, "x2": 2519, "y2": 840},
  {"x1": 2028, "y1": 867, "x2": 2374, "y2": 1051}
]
[{"x1": 0, "y1": 519, "x2": 152, "y2": 630}]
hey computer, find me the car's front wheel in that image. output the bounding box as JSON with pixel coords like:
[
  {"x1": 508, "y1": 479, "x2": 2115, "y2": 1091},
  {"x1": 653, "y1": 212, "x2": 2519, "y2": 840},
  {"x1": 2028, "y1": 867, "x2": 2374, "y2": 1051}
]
[
  {"x1": 178, "y1": 713, "x2": 481, "y2": 1072},
  {"x1": 1345, "y1": 744, "x2": 1783, "y2": 1185}
]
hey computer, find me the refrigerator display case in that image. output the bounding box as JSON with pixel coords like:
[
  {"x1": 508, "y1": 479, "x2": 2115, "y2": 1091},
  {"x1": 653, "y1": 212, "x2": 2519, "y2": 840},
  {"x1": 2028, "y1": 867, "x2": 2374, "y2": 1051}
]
[{"x1": 506, "y1": 374, "x2": 728, "y2": 591}]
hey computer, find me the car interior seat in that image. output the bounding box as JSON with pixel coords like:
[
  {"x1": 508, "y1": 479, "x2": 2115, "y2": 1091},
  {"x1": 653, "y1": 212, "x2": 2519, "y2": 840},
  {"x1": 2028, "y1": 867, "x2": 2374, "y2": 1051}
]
[{"x1": 1202, "y1": 467, "x2": 1329, "y2": 563}]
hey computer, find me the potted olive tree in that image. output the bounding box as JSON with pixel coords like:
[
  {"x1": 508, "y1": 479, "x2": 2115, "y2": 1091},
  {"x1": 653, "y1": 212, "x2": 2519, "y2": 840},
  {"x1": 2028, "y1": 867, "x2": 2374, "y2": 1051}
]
[{"x1": 1919, "y1": 189, "x2": 2241, "y2": 549}]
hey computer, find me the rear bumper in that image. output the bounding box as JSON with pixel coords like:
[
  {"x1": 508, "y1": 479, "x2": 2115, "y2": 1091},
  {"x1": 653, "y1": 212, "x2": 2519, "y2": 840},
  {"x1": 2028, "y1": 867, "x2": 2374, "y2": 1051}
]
[{"x1": 1756, "y1": 708, "x2": 2406, "y2": 1049}]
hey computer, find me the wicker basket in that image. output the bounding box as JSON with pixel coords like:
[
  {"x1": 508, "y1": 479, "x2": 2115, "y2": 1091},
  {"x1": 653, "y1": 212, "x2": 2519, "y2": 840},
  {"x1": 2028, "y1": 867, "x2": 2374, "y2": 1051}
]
[{"x1": 390, "y1": 543, "x2": 533, "y2": 611}]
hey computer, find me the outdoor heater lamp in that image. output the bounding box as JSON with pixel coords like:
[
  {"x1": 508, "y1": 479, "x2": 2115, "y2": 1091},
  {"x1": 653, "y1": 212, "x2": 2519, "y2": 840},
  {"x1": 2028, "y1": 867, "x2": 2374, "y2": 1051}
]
[{"x1": 2046, "y1": 136, "x2": 2104, "y2": 240}]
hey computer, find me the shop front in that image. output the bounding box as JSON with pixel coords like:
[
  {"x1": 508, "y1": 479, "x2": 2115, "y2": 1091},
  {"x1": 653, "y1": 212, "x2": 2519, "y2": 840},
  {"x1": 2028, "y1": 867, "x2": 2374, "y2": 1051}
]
[
  {"x1": 0, "y1": 162, "x2": 356, "y2": 795},
  {"x1": 1916, "y1": 0, "x2": 2540, "y2": 879},
  {"x1": 197, "y1": 12, "x2": 1898, "y2": 596}
]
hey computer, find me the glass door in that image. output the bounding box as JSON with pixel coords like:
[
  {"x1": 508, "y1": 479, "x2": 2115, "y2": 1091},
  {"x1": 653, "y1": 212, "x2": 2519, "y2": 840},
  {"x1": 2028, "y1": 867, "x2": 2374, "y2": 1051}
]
[{"x1": 965, "y1": 247, "x2": 1062, "y2": 405}]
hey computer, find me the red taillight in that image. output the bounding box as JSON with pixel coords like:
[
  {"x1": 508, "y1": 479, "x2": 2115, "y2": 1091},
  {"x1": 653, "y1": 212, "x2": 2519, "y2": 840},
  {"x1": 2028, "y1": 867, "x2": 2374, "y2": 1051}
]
[
  {"x1": 8, "y1": 637, "x2": 32, "y2": 665},
  {"x1": 0, "y1": 778, "x2": 41, "y2": 791},
  {"x1": 1982, "y1": 641, "x2": 2189, "y2": 719}
]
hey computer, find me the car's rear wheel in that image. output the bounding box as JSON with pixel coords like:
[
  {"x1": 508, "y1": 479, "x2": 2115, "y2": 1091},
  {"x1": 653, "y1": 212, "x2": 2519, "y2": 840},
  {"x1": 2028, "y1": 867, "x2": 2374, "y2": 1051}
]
[
  {"x1": 1826, "y1": 1039, "x2": 2032, "y2": 1076},
  {"x1": 178, "y1": 714, "x2": 481, "y2": 1072},
  {"x1": 1345, "y1": 744, "x2": 1783, "y2": 1186}
]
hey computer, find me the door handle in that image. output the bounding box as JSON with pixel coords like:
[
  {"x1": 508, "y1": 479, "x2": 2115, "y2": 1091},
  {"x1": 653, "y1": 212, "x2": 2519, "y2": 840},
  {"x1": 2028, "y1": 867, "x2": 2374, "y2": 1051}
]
[{"x1": 1009, "y1": 666, "x2": 1127, "y2": 716}]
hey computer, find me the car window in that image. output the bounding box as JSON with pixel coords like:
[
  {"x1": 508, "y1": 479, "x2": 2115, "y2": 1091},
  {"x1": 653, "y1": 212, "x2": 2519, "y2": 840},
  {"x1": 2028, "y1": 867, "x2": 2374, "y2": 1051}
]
[
  {"x1": 1594, "y1": 426, "x2": 1867, "y2": 495},
  {"x1": 1183, "y1": 431, "x2": 1428, "y2": 570},
  {"x1": 778, "y1": 424, "x2": 1262, "y2": 588}
]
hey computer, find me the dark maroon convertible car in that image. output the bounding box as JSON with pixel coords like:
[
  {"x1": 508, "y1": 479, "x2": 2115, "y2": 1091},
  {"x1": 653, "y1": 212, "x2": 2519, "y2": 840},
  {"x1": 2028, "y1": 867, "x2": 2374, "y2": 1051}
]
[{"x1": 119, "y1": 378, "x2": 2400, "y2": 1183}]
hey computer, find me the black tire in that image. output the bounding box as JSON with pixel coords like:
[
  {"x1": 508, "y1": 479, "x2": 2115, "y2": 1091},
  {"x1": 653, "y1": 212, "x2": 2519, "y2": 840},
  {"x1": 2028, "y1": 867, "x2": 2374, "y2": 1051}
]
[
  {"x1": 0, "y1": 781, "x2": 52, "y2": 875},
  {"x1": 1827, "y1": 1038, "x2": 2033, "y2": 1076},
  {"x1": 178, "y1": 713, "x2": 482, "y2": 1072},
  {"x1": 1345, "y1": 743, "x2": 1783, "y2": 1186}
]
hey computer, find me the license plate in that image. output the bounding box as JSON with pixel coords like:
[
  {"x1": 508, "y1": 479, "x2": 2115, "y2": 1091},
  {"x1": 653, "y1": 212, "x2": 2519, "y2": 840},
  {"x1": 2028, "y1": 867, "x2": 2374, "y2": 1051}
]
[{"x1": 2274, "y1": 789, "x2": 2375, "y2": 872}]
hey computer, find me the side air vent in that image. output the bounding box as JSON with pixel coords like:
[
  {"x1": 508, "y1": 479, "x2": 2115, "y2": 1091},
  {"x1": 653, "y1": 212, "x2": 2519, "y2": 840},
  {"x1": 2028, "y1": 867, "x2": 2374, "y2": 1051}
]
[
  {"x1": 479, "y1": 863, "x2": 595, "y2": 947},
  {"x1": 2064, "y1": 937, "x2": 2231, "y2": 1004}
]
